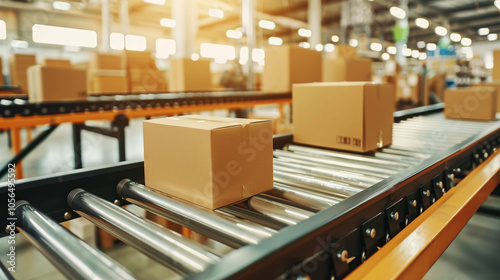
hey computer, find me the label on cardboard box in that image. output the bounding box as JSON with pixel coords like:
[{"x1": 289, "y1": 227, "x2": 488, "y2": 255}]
[
  {"x1": 444, "y1": 87, "x2": 496, "y2": 121},
  {"x1": 143, "y1": 115, "x2": 273, "y2": 209},
  {"x1": 293, "y1": 82, "x2": 394, "y2": 152}
]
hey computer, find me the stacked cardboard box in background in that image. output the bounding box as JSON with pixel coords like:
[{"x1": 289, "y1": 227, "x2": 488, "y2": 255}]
[
  {"x1": 87, "y1": 53, "x2": 128, "y2": 95},
  {"x1": 323, "y1": 45, "x2": 372, "y2": 82},
  {"x1": 169, "y1": 58, "x2": 212, "y2": 92},
  {"x1": 43, "y1": 59, "x2": 72, "y2": 68},
  {"x1": 444, "y1": 87, "x2": 496, "y2": 121},
  {"x1": 493, "y1": 50, "x2": 500, "y2": 82},
  {"x1": 262, "y1": 45, "x2": 322, "y2": 92},
  {"x1": 9, "y1": 54, "x2": 37, "y2": 91},
  {"x1": 125, "y1": 51, "x2": 167, "y2": 93}
]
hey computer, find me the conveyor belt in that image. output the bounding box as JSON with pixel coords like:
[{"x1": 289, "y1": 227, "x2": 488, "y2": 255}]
[{"x1": 1, "y1": 109, "x2": 499, "y2": 279}]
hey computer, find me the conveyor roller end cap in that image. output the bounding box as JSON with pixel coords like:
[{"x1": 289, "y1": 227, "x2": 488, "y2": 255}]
[
  {"x1": 67, "y1": 188, "x2": 86, "y2": 207},
  {"x1": 117, "y1": 179, "x2": 131, "y2": 196}
]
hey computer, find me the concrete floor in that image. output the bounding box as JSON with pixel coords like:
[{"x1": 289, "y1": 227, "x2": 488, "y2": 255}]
[{"x1": 1, "y1": 117, "x2": 499, "y2": 279}]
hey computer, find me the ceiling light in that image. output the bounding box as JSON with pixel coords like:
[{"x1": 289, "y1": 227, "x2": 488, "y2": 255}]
[
  {"x1": 488, "y1": 33, "x2": 498, "y2": 41},
  {"x1": 495, "y1": 0, "x2": 500, "y2": 9},
  {"x1": 435, "y1": 26, "x2": 447, "y2": 36},
  {"x1": 370, "y1": 42, "x2": 382, "y2": 52},
  {"x1": 298, "y1": 28, "x2": 312, "y2": 37},
  {"x1": 390, "y1": 7, "x2": 406, "y2": 19},
  {"x1": 64, "y1": 45, "x2": 80, "y2": 52},
  {"x1": 144, "y1": 0, "x2": 166, "y2": 5},
  {"x1": 110, "y1": 33, "x2": 124, "y2": 50},
  {"x1": 387, "y1": 46, "x2": 397, "y2": 54},
  {"x1": 427, "y1": 43, "x2": 437, "y2": 51},
  {"x1": 0, "y1": 20, "x2": 6, "y2": 40},
  {"x1": 160, "y1": 18, "x2": 176, "y2": 28},
  {"x1": 417, "y1": 41, "x2": 426, "y2": 49},
  {"x1": 382, "y1": 53, "x2": 390, "y2": 60},
  {"x1": 450, "y1": 33, "x2": 461, "y2": 42},
  {"x1": 461, "y1": 37, "x2": 472, "y2": 46},
  {"x1": 125, "y1": 35, "x2": 147, "y2": 51},
  {"x1": 191, "y1": 53, "x2": 200, "y2": 61},
  {"x1": 349, "y1": 38, "x2": 358, "y2": 47},
  {"x1": 299, "y1": 42, "x2": 310, "y2": 48},
  {"x1": 208, "y1": 8, "x2": 224, "y2": 19},
  {"x1": 485, "y1": 61, "x2": 494, "y2": 69},
  {"x1": 415, "y1": 18, "x2": 429, "y2": 29},
  {"x1": 259, "y1": 20, "x2": 275, "y2": 30},
  {"x1": 331, "y1": 35, "x2": 339, "y2": 42},
  {"x1": 226, "y1": 30, "x2": 242, "y2": 39},
  {"x1": 411, "y1": 50, "x2": 420, "y2": 58},
  {"x1": 156, "y1": 38, "x2": 176, "y2": 58},
  {"x1": 478, "y1": 28, "x2": 490, "y2": 36},
  {"x1": 324, "y1": 43, "x2": 335, "y2": 52},
  {"x1": 32, "y1": 24, "x2": 97, "y2": 48},
  {"x1": 315, "y1": 44, "x2": 323, "y2": 51},
  {"x1": 11, "y1": 40, "x2": 28, "y2": 48},
  {"x1": 52, "y1": 1, "x2": 71, "y2": 11},
  {"x1": 419, "y1": 53, "x2": 427, "y2": 60},
  {"x1": 200, "y1": 43, "x2": 235, "y2": 60},
  {"x1": 402, "y1": 48, "x2": 412, "y2": 56},
  {"x1": 268, "y1": 37, "x2": 283, "y2": 46}
]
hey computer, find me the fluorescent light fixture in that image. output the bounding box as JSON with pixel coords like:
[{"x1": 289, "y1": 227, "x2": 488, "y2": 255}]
[
  {"x1": 144, "y1": 0, "x2": 166, "y2": 5},
  {"x1": 299, "y1": 42, "x2": 310, "y2": 48},
  {"x1": 349, "y1": 39, "x2": 358, "y2": 47},
  {"x1": 259, "y1": 20, "x2": 275, "y2": 30},
  {"x1": 450, "y1": 33, "x2": 461, "y2": 42},
  {"x1": 208, "y1": 8, "x2": 224, "y2": 18},
  {"x1": 402, "y1": 48, "x2": 412, "y2": 57},
  {"x1": 427, "y1": 43, "x2": 437, "y2": 51},
  {"x1": 156, "y1": 38, "x2": 175, "y2": 59},
  {"x1": 214, "y1": 58, "x2": 227, "y2": 64},
  {"x1": 415, "y1": 18, "x2": 429, "y2": 29},
  {"x1": 64, "y1": 45, "x2": 80, "y2": 52},
  {"x1": 417, "y1": 41, "x2": 426, "y2": 49},
  {"x1": 461, "y1": 37, "x2": 472, "y2": 46},
  {"x1": 478, "y1": 27, "x2": 490, "y2": 36},
  {"x1": 0, "y1": 20, "x2": 6, "y2": 40},
  {"x1": 315, "y1": 44, "x2": 323, "y2": 51},
  {"x1": 485, "y1": 61, "x2": 494, "y2": 69},
  {"x1": 495, "y1": 0, "x2": 500, "y2": 9},
  {"x1": 110, "y1": 33, "x2": 124, "y2": 50},
  {"x1": 411, "y1": 50, "x2": 420, "y2": 58},
  {"x1": 191, "y1": 53, "x2": 200, "y2": 61},
  {"x1": 125, "y1": 34, "x2": 147, "y2": 51},
  {"x1": 488, "y1": 33, "x2": 498, "y2": 41},
  {"x1": 434, "y1": 26, "x2": 447, "y2": 36},
  {"x1": 370, "y1": 42, "x2": 382, "y2": 52},
  {"x1": 11, "y1": 40, "x2": 28, "y2": 48},
  {"x1": 390, "y1": 7, "x2": 406, "y2": 19},
  {"x1": 387, "y1": 46, "x2": 397, "y2": 54},
  {"x1": 52, "y1": 1, "x2": 71, "y2": 11},
  {"x1": 419, "y1": 53, "x2": 427, "y2": 60},
  {"x1": 331, "y1": 35, "x2": 339, "y2": 42},
  {"x1": 226, "y1": 30, "x2": 242, "y2": 39},
  {"x1": 268, "y1": 36, "x2": 283, "y2": 46},
  {"x1": 298, "y1": 28, "x2": 312, "y2": 37},
  {"x1": 324, "y1": 43, "x2": 335, "y2": 52},
  {"x1": 200, "y1": 43, "x2": 235, "y2": 60},
  {"x1": 252, "y1": 49, "x2": 265, "y2": 62},
  {"x1": 382, "y1": 53, "x2": 390, "y2": 60},
  {"x1": 160, "y1": 18, "x2": 176, "y2": 28},
  {"x1": 239, "y1": 47, "x2": 248, "y2": 65},
  {"x1": 32, "y1": 24, "x2": 97, "y2": 48}
]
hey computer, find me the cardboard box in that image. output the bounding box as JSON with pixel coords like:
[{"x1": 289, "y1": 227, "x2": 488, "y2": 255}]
[
  {"x1": 444, "y1": 87, "x2": 496, "y2": 121},
  {"x1": 493, "y1": 50, "x2": 500, "y2": 81},
  {"x1": 322, "y1": 58, "x2": 372, "y2": 82},
  {"x1": 327, "y1": 44, "x2": 358, "y2": 59},
  {"x1": 0, "y1": 57, "x2": 4, "y2": 86},
  {"x1": 27, "y1": 66, "x2": 87, "y2": 102},
  {"x1": 124, "y1": 51, "x2": 155, "y2": 68},
  {"x1": 10, "y1": 54, "x2": 37, "y2": 90},
  {"x1": 472, "y1": 83, "x2": 500, "y2": 112},
  {"x1": 89, "y1": 76, "x2": 128, "y2": 95},
  {"x1": 44, "y1": 59, "x2": 72, "y2": 68},
  {"x1": 169, "y1": 58, "x2": 212, "y2": 92},
  {"x1": 143, "y1": 115, "x2": 273, "y2": 209},
  {"x1": 128, "y1": 68, "x2": 167, "y2": 92},
  {"x1": 293, "y1": 82, "x2": 394, "y2": 152},
  {"x1": 90, "y1": 53, "x2": 124, "y2": 70},
  {"x1": 262, "y1": 45, "x2": 322, "y2": 92}
]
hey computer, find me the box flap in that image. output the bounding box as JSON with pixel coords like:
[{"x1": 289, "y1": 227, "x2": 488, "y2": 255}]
[{"x1": 182, "y1": 115, "x2": 269, "y2": 124}]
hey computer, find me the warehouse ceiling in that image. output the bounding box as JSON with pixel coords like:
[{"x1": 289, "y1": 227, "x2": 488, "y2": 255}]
[{"x1": 1, "y1": 0, "x2": 500, "y2": 49}]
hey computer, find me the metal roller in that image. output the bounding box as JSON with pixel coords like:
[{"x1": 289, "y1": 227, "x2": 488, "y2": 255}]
[
  {"x1": 246, "y1": 196, "x2": 314, "y2": 225},
  {"x1": 14, "y1": 201, "x2": 137, "y2": 280},
  {"x1": 273, "y1": 169, "x2": 363, "y2": 198},
  {"x1": 117, "y1": 179, "x2": 276, "y2": 248},
  {"x1": 268, "y1": 182, "x2": 341, "y2": 211},
  {"x1": 0, "y1": 262, "x2": 14, "y2": 280},
  {"x1": 216, "y1": 205, "x2": 289, "y2": 231},
  {"x1": 67, "y1": 189, "x2": 220, "y2": 276},
  {"x1": 273, "y1": 149, "x2": 395, "y2": 177}
]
